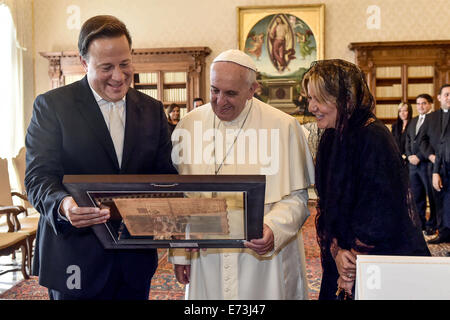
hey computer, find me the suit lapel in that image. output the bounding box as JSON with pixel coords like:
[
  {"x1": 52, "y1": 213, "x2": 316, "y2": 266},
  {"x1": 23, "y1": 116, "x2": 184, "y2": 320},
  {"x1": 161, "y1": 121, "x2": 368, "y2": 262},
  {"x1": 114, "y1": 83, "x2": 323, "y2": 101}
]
[
  {"x1": 121, "y1": 89, "x2": 143, "y2": 171},
  {"x1": 74, "y1": 77, "x2": 119, "y2": 169},
  {"x1": 441, "y1": 110, "x2": 449, "y2": 139}
]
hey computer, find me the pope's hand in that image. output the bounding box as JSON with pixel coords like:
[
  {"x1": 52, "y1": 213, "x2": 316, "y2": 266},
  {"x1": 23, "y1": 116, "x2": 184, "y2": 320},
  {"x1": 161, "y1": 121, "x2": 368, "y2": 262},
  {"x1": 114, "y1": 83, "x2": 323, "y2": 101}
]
[{"x1": 244, "y1": 224, "x2": 274, "y2": 255}]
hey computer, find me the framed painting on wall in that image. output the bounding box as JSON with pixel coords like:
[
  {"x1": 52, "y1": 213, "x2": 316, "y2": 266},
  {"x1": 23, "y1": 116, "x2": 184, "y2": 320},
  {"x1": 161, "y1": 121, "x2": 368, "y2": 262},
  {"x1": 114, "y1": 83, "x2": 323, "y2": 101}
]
[{"x1": 237, "y1": 4, "x2": 325, "y2": 117}]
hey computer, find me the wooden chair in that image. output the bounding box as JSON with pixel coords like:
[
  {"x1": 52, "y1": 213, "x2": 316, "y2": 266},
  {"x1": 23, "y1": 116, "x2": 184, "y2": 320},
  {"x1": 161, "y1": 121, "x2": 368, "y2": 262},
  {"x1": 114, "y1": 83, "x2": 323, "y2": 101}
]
[
  {"x1": 11, "y1": 147, "x2": 38, "y2": 216},
  {"x1": 0, "y1": 157, "x2": 36, "y2": 276},
  {"x1": 0, "y1": 227, "x2": 29, "y2": 280},
  {"x1": 11, "y1": 148, "x2": 40, "y2": 268}
]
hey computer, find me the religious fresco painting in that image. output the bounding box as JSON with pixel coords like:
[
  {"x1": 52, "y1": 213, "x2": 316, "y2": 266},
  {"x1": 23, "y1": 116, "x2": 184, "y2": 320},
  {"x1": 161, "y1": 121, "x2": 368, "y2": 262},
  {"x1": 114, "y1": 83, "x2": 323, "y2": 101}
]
[{"x1": 238, "y1": 5, "x2": 324, "y2": 118}]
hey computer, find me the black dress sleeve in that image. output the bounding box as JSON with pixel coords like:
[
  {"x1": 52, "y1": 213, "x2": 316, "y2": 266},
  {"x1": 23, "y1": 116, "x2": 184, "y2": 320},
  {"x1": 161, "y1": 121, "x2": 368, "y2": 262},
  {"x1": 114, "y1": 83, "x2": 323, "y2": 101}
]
[{"x1": 350, "y1": 122, "x2": 429, "y2": 255}]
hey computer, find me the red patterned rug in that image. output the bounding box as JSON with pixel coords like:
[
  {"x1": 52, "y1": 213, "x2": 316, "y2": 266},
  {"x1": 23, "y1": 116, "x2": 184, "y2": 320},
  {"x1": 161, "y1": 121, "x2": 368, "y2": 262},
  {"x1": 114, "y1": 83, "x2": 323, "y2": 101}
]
[{"x1": 0, "y1": 204, "x2": 321, "y2": 300}]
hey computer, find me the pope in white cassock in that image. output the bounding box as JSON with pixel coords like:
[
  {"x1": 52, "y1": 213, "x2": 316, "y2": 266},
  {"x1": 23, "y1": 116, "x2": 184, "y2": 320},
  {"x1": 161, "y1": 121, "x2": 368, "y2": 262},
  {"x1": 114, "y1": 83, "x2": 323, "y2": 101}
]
[{"x1": 169, "y1": 49, "x2": 315, "y2": 300}]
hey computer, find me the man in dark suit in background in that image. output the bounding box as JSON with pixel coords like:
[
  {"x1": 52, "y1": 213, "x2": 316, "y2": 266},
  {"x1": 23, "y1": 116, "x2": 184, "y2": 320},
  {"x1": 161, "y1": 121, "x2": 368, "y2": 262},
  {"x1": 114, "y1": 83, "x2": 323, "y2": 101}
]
[
  {"x1": 405, "y1": 94, "x2": 436, "y2": 235},
  {"x1": 430, "y1": 85, "x2": 450, "y2": 254},
  {"x1": 420, "y1": 84, "x2": 450, "y2": 245},
  {"x1": 25, "y1": 15, "x2": 176, "y2": 299}
]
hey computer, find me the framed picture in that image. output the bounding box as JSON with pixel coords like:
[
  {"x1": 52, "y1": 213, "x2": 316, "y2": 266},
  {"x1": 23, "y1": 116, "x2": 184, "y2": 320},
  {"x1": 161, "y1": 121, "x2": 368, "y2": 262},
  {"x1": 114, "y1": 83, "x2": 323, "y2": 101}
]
[
  {"x1": 238, "y1": 4, "x2": 325, "y2": 115},
  {"x1": 63, "y1": 174, "x2": 265, "y2": 249}
]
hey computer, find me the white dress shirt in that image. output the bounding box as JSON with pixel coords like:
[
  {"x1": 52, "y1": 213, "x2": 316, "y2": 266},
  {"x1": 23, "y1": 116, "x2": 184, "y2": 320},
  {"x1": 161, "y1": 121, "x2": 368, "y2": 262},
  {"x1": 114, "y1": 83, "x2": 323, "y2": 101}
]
[{"x1": 58, "y1": 85, "x2": 126, "y2": 221}]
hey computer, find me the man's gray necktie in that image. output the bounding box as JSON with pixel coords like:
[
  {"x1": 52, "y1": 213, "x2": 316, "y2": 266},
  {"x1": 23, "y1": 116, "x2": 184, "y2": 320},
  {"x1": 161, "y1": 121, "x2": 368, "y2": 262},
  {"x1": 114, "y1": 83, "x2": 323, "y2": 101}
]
[
  {"x1": 416, "y1": 115, "x2": 424, "y2": 135},
  {"x1": 109, "y1": 102, "x2": 125, "y2": 167}
]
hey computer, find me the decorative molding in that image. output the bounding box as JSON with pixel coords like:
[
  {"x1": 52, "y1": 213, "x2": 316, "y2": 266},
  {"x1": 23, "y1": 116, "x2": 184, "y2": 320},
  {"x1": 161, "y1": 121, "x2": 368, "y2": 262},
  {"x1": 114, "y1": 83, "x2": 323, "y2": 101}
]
[
  {"x1": 349, "y1": 40, "x2": 450, "y2": 120},
  {"x1": 40, "y1": 47, "x2": 211, "y2": 109}
]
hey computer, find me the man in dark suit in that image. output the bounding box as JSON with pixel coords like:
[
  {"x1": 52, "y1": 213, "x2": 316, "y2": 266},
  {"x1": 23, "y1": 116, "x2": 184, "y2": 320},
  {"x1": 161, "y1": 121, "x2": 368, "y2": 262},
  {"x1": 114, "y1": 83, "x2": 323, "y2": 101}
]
[
  {"x1": 405, "y1": 94, "x2": 436, "y2": 235},
  {"x1": 430, "y1": 85, "x2": 450, "y2": 254},
  {"x1": 25, "y1": 15, "x2": 176, "y2": 299},
  {"x1": 420, "y1": 84, "x2": 450, "y2": 245}
]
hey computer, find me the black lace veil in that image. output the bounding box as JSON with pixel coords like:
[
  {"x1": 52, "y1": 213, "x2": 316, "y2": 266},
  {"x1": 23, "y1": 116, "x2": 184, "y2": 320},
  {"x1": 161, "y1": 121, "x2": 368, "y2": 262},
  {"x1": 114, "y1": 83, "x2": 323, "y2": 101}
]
[
  {"x1": 302, "y1": 59, "x2": 423, "y2": 261},
  {"x1": 302, "y1": 59, "x2": 375, "y2": 135}
]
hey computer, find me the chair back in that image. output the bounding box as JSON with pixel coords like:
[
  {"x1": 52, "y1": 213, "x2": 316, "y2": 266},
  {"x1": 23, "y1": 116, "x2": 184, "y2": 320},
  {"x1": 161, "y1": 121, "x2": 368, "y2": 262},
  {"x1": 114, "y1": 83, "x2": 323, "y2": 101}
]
[
  {"x1": 12, "y1": 147, "x2": 26, "y2": 195},
  {"x1": 0, "y1": 158, "x2": 13, "y2": 206}
]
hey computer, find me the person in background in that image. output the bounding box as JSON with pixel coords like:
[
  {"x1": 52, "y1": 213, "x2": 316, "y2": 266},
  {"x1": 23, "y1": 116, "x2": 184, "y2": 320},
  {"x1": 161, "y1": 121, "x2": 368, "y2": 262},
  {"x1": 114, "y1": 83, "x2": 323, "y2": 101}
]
[
  {"x1": 192, "y1": 97, "x2": 204, "y2": 109},
  {"x1": 167, "y1": 103, "x2": 180, "y2": 136},
  {"x1": 431, "y1": 84, "x2": 450, "y2": 255},
  {"x1": 253, "y1": 84, "x2": 264, "y2": 101},
  {"x1": 391, "y1": 102, "x2": 412, "y2": 161},
  {"x1": 302, "y1": 59, "x2": 430, "y2": 300},
  {"x1": 422, "y1": 84, "x2": 450, "y2": 246},
  {"x1": 405, "y1": 94, "x2": 436, "y2": 235}
]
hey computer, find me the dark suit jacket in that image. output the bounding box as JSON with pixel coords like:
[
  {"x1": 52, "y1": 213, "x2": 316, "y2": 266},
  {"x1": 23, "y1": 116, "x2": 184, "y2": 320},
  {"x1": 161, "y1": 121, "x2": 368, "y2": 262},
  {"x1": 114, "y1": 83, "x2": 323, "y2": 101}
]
[
  {"x1": 391, "y1": 121, "x2": 408, "y2": 157},
  {"x1": 433, "y1": 111, "x2": 450, "y2": 175},
  {"x1": 405, "y1": 116, "x2": 428, "y2": 162},
  {"x1": 25, "y1": 77, "x2": 176, "y2": 298},
  {"x1": 419, "y1": 109, "x2": 448, "y2": 173}
]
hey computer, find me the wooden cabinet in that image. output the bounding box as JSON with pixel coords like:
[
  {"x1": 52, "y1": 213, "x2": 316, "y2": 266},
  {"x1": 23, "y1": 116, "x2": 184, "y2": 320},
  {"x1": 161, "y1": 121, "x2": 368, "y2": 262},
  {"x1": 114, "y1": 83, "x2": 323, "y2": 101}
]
[
  {"x1": 349, "y1": 41, "x2": 450, "y2": 123},
  {"x1": 40, "y1": 47, "x2": 211, "y2": 113}
]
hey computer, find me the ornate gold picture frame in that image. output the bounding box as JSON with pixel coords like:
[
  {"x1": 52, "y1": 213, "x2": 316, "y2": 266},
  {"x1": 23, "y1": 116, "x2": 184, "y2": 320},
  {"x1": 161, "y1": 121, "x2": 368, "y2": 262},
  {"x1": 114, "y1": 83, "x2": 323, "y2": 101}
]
[{"x1": 237, "y1": 4, "x2": 325, "y2": 115}]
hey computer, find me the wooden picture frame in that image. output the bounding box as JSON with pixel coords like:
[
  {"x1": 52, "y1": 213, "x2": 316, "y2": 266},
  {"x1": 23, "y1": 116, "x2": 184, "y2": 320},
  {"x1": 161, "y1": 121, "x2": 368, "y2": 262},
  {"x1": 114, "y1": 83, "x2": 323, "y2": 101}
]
[
  {"x1": 63, "y1": 174, "x2": 265, "y2": 249},
  {"x1": 237, "y1": 4, "x2": 325, "y2": 115}
]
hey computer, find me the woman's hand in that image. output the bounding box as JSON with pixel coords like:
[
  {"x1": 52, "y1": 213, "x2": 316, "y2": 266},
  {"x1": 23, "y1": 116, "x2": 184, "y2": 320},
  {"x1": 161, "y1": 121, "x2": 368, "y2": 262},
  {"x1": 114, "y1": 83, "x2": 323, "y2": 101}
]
[
  {"x1": 337, "y1": 276, "x2": 355, "y2": 297},
  {"x1": 334, "y1": 249, "x2": 357, "y2": 282},
  {"x1": 174, "y1": 264, "x2": 191, "y2": 285},
  {"x1": 244, "y1": 224, "x2": 274, "y2": 255}
]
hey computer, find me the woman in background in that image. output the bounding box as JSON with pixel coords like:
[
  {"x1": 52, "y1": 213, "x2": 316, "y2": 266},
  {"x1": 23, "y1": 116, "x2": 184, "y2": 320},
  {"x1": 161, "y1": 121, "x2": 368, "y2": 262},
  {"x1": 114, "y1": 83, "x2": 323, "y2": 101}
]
[
  {"x1": 301, "y1": 59, "x2": 430, "y2": 300},
  {"x1": 391, "y1": 102, "x2": 413, "y2": 161},
  {"x1": 167, "y1": 103, "x2": 180, "y2": 136}
]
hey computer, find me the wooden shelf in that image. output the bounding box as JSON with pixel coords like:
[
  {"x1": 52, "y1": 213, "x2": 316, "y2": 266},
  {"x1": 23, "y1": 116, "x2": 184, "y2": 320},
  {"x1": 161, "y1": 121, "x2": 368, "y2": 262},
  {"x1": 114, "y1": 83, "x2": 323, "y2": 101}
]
[
  {"x1": 376, "y1": 78, "x2": 401, "y2": 86},
  {"x1": 378, "y1": 118, "x2": 397, "y2": 125},
  {"x1": 163, "y1": 101, "x2": 187, "y2": 105},
  {"x1": 163, "y1": 83, "x2": 187, "y2": 88},
  {"x1": 350, "y1": 40, "x2": 450, "y2": 123},
  {"x1": 375, "y1": 97, "x2": 402, "y2": 103},
  {"x1": 134, "y1": 83, "x2": 158, "y2": 86},
  {"x1": 40, "y1": 46, "x2": 211, "y2": 111},
  {"x1": 407, "y1": 77, "x2": 434, "y2": 84}
]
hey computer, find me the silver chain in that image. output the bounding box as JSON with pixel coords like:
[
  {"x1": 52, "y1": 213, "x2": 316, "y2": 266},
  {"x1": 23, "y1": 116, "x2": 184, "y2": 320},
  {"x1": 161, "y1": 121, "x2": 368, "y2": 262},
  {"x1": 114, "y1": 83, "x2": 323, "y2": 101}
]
[{"x1": 213, "y1": 100, "x2": 253, "y2": 175}]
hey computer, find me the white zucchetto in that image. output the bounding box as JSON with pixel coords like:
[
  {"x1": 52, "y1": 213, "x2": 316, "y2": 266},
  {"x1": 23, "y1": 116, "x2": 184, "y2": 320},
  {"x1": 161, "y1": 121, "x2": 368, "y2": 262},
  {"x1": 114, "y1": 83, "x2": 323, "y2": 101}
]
[{"x1": 212, "y1": 49, "x2": 257, "y2": 72}]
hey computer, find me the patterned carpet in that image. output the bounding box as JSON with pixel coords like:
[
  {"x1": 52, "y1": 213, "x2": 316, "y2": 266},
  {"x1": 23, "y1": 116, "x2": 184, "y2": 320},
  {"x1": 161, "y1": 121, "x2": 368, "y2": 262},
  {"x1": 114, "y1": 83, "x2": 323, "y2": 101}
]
[
  {"x1": 1, "y1": 202, "x2": 446, "y2": 300},
  {"x1": 0, "y1": 203, "x2": 321, "y2": 300}
]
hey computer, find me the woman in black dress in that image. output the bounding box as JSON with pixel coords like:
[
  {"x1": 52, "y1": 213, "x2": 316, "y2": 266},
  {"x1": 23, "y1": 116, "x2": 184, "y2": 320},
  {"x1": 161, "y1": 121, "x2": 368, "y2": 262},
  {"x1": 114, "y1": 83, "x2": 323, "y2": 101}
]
[
  {"x1": 301, "y1": 60, "x2": 430, "y2": 300},
  {"x1": 391, "y1": 102, "x2": 413, "y2": 160},
  {"x1": 167, "y1": 103, "x2": 180, "y2": 136}
]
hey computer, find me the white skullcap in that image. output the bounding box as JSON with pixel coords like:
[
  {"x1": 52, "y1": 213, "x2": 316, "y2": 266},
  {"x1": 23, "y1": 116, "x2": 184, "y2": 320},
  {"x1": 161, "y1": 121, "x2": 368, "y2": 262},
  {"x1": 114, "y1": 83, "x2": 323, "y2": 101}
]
[{"x1": 212, "y1": 49, "x2": 257, "y2": 72}]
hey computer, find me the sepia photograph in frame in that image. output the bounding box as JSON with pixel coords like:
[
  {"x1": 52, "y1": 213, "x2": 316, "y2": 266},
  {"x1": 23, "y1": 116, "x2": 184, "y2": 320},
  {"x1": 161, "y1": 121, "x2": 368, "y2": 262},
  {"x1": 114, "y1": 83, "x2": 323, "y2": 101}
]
[
  {"x1": 237, "y1": 4, "x2": 324, "y2": 119},
  {"x1": 63, "y1": 174, "x2": 265, "y2": 249}
]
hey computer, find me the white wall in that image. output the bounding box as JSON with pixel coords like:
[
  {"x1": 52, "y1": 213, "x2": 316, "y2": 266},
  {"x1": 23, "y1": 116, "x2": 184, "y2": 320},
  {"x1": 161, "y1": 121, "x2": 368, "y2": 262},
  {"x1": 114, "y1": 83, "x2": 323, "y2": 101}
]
[{"x1": 29, "y1": 0, "x2": 450, "y2": 127}]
